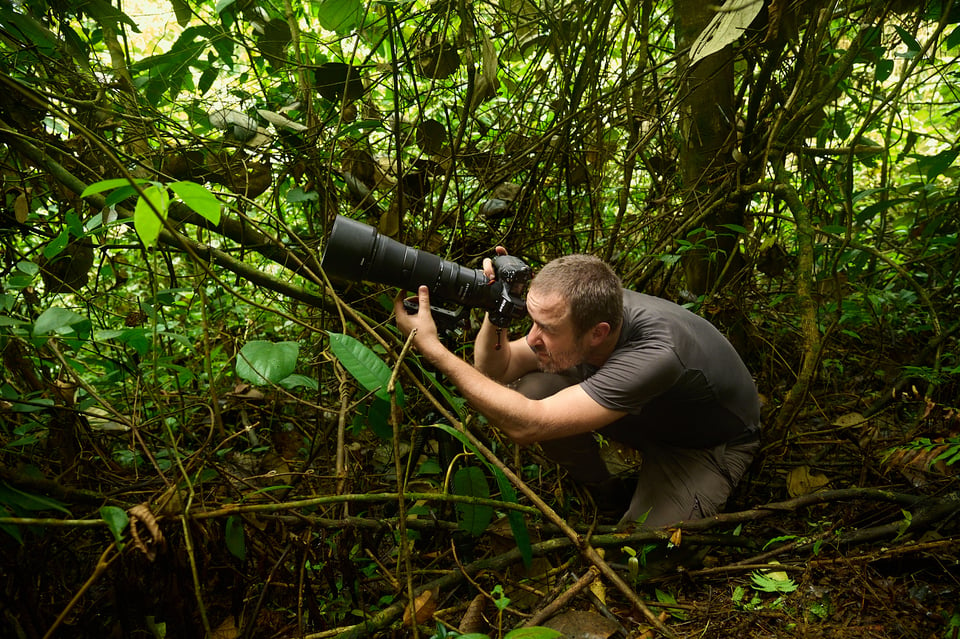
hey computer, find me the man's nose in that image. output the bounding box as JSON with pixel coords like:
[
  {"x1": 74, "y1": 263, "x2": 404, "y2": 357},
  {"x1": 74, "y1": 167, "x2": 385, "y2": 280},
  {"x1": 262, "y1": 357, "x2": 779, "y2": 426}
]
[{"x1": 526, "y1": 325, "x2": 542, "y2": 347}]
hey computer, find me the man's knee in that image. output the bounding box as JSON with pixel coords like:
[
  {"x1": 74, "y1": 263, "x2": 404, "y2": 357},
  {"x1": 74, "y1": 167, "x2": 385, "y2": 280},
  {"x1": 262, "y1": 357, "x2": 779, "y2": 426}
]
[{"x1": 512, "y1": 372, "x2": 579, "y2": 399}]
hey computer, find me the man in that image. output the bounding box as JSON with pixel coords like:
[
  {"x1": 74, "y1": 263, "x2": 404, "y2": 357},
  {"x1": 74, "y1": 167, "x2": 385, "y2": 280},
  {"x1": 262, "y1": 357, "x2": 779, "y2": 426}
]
[{"x1": 393, "y1": 253, "x2": 760, "y2": 527}]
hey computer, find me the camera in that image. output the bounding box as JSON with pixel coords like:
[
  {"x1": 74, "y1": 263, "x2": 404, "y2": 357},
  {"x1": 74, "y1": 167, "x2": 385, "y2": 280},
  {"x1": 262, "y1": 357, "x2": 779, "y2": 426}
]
[{"x1": 321, "y1": 215, "x2": 531, "y2": 327}]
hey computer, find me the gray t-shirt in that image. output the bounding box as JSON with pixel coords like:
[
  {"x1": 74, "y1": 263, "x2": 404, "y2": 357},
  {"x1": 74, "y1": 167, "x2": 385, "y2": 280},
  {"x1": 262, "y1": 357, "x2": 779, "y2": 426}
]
[{"x1": 576, "y1": 291, "x2": 760, "y2": 448}]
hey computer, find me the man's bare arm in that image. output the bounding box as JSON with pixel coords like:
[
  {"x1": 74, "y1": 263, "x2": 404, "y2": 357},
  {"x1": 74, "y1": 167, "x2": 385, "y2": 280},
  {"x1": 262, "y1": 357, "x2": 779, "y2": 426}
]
[
  {"x1": 396, "y1": 287, "x2": 626, "y2": 444},
  {"x1": 474, "y1": 314, "x2": 538, "y2": 383}
]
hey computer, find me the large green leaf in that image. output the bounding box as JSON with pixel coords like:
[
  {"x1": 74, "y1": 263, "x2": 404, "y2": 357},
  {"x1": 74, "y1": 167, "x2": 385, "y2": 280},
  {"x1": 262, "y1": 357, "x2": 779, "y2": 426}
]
[
  {"x1": 503, "y1": 628, "x2": 563, "y2": 639},
  {"x1": 328, "y1": 332, "x2": 403, "y2": 404},
  {"x1": 133, "y1": 184, "x2": 170, "y2": 247},
  {"x1": 236, "y1": 340, "x2": 299, "y2": 385},
  {"x1": 79, "y1": 177, "x2": 149, "y2": 198},
  {"x1": 313, "y1": 0, "x2": 364, "y2": 34},
  {"x1": 452, "y1": 466, "x2": 494, "y2": 536},
  {"x1": 429, "y1": 423, "x2": 532, "y2": 566},
  {"x1": 169, "y1": 181, "x2": 221, "y2": 225},
  {"x1": 0, "y1": 481, "x2": 71, "y2": 514},
  {"x1": 100, "y1": 505, "x2": 129, "y2": 546},
  {"x1": 225, "y1": 515, "x2": 246, "y2": 561},
  {"x1": 32, "y1": 307, "x2": 90, "y2": 338}
]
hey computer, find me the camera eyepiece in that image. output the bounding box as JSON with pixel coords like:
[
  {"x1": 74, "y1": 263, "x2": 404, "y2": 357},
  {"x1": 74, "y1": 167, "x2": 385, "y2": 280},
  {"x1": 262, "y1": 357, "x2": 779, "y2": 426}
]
[{"x1": 321, "y1": 215, "x2": 530, "y2": 327}]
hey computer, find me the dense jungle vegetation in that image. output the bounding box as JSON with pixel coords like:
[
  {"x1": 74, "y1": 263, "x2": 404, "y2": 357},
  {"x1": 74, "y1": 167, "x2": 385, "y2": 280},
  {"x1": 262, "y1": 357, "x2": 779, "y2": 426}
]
[{"x1": 1, "y1": 0, "x2": 959, "y2": 637}]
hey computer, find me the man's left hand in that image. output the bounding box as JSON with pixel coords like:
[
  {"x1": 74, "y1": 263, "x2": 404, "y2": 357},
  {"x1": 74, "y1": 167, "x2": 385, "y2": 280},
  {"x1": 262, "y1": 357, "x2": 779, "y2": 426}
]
[{"x1": 394, "y1": 285, "x2": 441, "y2": 356}]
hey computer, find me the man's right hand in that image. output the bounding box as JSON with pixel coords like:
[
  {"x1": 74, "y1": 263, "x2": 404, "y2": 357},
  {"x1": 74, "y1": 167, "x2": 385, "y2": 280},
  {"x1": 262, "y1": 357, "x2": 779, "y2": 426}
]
[{"x1": 482, "y1": 245, "x2": 509, "y2": 282}]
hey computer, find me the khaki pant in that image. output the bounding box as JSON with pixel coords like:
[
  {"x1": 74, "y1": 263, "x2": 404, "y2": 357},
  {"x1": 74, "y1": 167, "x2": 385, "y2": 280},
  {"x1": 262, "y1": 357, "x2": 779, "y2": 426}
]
[{"x1": 514, "y1": 372, "x2": 759, "y2": 528}]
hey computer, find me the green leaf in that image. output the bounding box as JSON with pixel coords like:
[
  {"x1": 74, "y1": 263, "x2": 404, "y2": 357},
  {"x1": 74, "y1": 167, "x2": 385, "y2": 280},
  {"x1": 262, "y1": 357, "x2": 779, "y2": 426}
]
[
  {"x1": 917, "y1": 148, "x2": 959, "y2": 182},
  {"x1": 100, "y1": 505, "x2": 129, "y2": 545},
  {"x1": 278, "y1": 373, "x2": 319, "y2": 391},
  {"x1": 42, "y1": 227, "x2": 70, "y2": 260},
  {"x1": 502, "y1": 627, "x2": 562, "y2": 639},
  {"x1": 0, "y1": 6, "x2": 58, "y2": 53},
  {"x1": 80, "y1": 177, "x2": 149, "y2": 198},
  {"x1": 236, "y1": 340, "x2": 299, "y2": 385},
  {"x1": 314, "y1": 0, "x2": 364, "y2": 34},
  {"x1": 421, "y1": 369, "x2": 466, "y2": 418},
  {"x1": 364, "y1": 397, "x2": 393, "y2": 439},
  {"x1": 32, "y1": 307, "x2": 89, "y2": 337},
  {"x1": 225, "y1": 515, "x2": 246, "y2": 561},
  {"x1": 215, "y1": 0, "x2": 239, "y2": 14},
  {"x1": 655, "y1": 588, "x2": 688, "y2": 620},
  {"x1": 170, "y1": 0, "x2": 192, "y2": 26},
  {"x1": 452, "y1": 466, "x2": 494, "y2": 536},
  {"x1": 328, "y1": 332, "x2": 402, "y2": 404},
  {"x1": 719, "y1": 223, "x2": 748, "y2": 234},
  {"x1": 429, "y1": 423, "x2": 532, "y2": 566},
  {"x1": 875, "y1": 57, "x2": 894, "y2": 82},
  {"x1": 894, "y1": 25, "x2": 922, "y2": 54},
  {"x1": 169, "y1": 181, "x2": 221, "y2": 225},
  {"x1": 0, "y1": 481, "x2": 71, "y2": 514},
  {"x1": 133, "y1": 184, "x2": 170, "y2": 246},
  {"x1": 947, "y1": 24, "x2": 960, "y2": 49},
  {"x1": 750, "y1": 570, "x2": 798, "y2": 593},
  {"x1": 762, "y1": 534, "x2": 798, "y2": 550}
]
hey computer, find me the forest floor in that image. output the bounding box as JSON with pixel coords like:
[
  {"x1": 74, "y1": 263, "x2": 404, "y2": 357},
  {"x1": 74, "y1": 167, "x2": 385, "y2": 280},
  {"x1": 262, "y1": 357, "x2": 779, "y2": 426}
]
[{"x1": 1, "y1": 382, "x2": 958, "y2": 639}]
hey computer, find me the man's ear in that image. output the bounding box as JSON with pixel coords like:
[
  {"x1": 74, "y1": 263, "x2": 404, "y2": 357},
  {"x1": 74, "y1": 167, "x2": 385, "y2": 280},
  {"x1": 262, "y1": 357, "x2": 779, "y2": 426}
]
[{"x1": 589, "y1": 322, "x2": 611, "y2": 345}]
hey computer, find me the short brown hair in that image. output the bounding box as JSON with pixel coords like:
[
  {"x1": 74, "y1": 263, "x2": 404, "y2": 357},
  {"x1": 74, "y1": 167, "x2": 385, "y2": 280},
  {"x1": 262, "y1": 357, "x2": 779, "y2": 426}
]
[{"x1": 530, "y1": 254, "x2": 623, "y2": 336}]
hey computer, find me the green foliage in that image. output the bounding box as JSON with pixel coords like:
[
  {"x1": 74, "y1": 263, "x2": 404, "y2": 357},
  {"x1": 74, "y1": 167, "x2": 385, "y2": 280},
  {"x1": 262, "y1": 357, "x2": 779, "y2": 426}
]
[
  {"x1": 225, "y1": 515, "x2": 246, "y2": 561},
  {"x1": 452, "y1": 465, "x2": 494, "y2": 535},
  {"x1": 328, "y1": 332, "x2": 404, "y2": 405},
  {"x1": 236, "y1": 340, "x2": 300, "y2": 385},
  {"x1": 433, "y1": 625, "x2": 562, "y2": 639},
  {"x1": 0, "y1": 482, "x2": 71, "y2": 543},
  {"x1": 99, "y1": 505, "x2": 129, "y2": 547},
  {"x1": 750, "y1": 570, "x2": 799, "y2": 594},
  {"x1": 2, "y1": 0, "x2": 960, "y2": 634},
  {"x1": 430, "y1": 423, "x2": 533, "y2": 567}
]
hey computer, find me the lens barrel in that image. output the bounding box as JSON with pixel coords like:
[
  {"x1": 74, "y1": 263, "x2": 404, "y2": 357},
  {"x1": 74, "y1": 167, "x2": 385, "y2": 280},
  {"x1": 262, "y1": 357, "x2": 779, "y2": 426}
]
[{"x1": 322, "y1": 215, "x2": 494, "y2": 309}]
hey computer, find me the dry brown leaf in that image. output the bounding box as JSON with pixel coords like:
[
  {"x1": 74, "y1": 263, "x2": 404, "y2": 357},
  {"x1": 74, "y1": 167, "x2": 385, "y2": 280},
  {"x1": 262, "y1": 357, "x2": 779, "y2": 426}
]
[
  {"x1": 669, "y1": 527, "x2": 683, "y2": 547},
  {"x1": 459, "y1": 593, "x2": 487, "y2": 634},
  {"x1": 832, "y1": 412, "x2": 867, "y2": 429},
  {"x1": 210, "y1": 615, "x2": 239, "y2": 639},
  {"x1": 403, "y1": 587, "x2": 439, "y2": 626},
  {"x1": 14, "y1": 192, "x2": 29, "y2": 223},
  {"x1": 127, "y1": 503, "x2": 165, "y2": 561},
  {"x1": 786, "y1": 465, "x2": 830, "y2": 497},
  {"x1": 634, "y1": 611, "x2": 670, "y2": 639},
  {"x1": 543, "y1": 610, "x2": 620, "y2": 639},
  {"x1": 885, "y1": 443, "x2": 956, "y2": 487}
]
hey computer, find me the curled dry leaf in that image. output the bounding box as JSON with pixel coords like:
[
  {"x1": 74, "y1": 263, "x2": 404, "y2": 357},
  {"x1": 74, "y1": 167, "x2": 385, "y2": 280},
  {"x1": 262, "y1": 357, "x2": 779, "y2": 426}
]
[
  {"x1": 669, "y1": 527, "x2": 683, "y2": 547},
  {"x1": 127, "y1": 503, "x2": 165, "y2": 561},
  {"x1": 209, "y1": 615, "x2": 239, "y2": 639},
  {"x1": 459, "y1": 593, "x2": 487, "y2": 634},
  {"x1": 786, "y1": 465, "x2": 830, "y2": 497},
  {"x1": 403, "y1": 587, "x2": 439, "y2": 626}
]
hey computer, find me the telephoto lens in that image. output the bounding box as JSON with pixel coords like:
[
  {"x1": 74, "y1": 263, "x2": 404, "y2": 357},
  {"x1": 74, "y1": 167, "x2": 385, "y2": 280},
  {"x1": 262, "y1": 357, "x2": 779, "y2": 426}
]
[{"x1": 321, "y1": 215, "x2": 530, "y2": 327}]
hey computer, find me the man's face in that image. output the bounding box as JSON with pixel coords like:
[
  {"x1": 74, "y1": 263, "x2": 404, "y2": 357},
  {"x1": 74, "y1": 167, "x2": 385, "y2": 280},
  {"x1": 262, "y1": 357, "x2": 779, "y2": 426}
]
[{"x1": 524, "y1": 288, "x2": 590, "y2": 373}]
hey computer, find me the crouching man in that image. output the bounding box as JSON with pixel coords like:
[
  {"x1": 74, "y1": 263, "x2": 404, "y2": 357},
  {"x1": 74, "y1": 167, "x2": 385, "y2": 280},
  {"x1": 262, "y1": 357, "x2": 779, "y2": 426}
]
[{"x1": 393, "y1": 253, "x2": 760, "y2": 527}]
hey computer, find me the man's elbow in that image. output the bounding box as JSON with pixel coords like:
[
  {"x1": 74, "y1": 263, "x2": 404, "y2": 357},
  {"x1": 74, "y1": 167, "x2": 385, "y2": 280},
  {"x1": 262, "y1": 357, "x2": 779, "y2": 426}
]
[
  {"x1": 502, "y1": 421, "x2": 545, "y2": 446},
  {"x1": 509, "y1": 431, "x2": 538, "y2": 446}
]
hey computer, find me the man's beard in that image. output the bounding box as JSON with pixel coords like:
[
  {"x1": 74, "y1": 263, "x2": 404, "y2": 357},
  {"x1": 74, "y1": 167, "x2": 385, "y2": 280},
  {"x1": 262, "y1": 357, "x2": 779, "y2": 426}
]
[{"x1": 531, "y1": 341, "x2": 589, "y2": 374}]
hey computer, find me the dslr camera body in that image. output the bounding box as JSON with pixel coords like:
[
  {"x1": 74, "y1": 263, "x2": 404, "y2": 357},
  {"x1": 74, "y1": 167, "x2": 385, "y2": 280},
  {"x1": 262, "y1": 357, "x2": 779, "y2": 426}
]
[{"x1": 322, "y1": 215, "x2": 532, "y2": 328}]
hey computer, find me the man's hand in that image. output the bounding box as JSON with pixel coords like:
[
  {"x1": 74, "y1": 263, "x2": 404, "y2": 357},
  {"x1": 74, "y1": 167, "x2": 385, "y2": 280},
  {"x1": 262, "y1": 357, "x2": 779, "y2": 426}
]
[
  {"x1": 394, "y1": 286, "x2": 442, "y2": 358},
  {"x1": 482, "y1": 245, "x2": 509, "y2": 282}
]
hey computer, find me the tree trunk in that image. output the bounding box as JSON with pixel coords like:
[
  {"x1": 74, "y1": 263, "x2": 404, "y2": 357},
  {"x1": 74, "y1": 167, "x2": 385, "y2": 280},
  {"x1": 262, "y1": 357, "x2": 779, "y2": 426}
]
[{"x1": 673, "y1": 0, "x2": 743, "y2": 296}]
